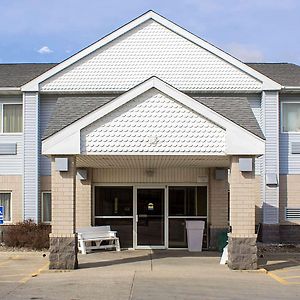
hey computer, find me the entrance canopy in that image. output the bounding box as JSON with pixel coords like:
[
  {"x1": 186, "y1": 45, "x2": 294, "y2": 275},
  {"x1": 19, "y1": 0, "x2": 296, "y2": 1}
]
[{"x1": 42, "y1": 77, "x2": 265, "y2": 156}]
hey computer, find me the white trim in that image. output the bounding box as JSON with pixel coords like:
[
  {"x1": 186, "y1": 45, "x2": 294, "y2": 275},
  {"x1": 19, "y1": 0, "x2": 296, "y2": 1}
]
[
  {"x1": 42, "y1": 77, "x2": 265, "y2": 156},
  {"x1": 0, "y1": 87, "x2": 20, "y2": 91},
  {"x1": 0, "y1": 191, "x2": 12, "y2": 223},
  {"x1": 280, "y1": 101, "x2": 300, "y2": 134},
  {"x1": 21, "y1": 11, "x2": 281, "y2": 92},
  {"x1": 41, "y1": 191, "x2": 51, "y2": 224}
]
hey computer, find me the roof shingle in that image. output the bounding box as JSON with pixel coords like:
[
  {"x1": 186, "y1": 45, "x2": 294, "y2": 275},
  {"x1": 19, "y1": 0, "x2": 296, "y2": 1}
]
[{"x1": 0, "y1": 63, "x2": 57, "y2": 87}]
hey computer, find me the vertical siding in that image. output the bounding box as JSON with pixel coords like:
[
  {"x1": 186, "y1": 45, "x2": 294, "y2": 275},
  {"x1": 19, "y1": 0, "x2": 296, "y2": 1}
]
[
  {"x1": 39, "y1": 96, "x2": 57, "y2": 176},
  {"x1": 248, "y1": 95, "x2": 262, "y2": 175},
  {"x1": 279, "y1": 94, "x2": 300, "y2": 174},
  {"x1": 263, "y1": 91, "x2": 279, "y2": 224},
  {"x1": 23, "y1": 92, "x2": 39, "y2": 221}
]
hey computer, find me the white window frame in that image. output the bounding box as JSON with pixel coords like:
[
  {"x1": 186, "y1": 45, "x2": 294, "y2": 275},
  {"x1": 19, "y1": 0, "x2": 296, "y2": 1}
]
[
  {"x1": 41, "y1": 191, "x2": 51, "y2": 224},
  {"x1": 281, "y1": 101, "x2": 300, "y2": 134},
  {"x1": 0, "y1": 103, "x2": 23, "y2": 135},
  {"x1": 0, "y1": 191, "x2": 12, "y2": 223}
]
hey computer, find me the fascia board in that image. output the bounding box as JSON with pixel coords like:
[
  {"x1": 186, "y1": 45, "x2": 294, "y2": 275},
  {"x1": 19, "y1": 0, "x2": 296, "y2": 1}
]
[
  {"x1": 22, "y1": 11, "x2": 281, "y2": 92},
  {"x1": 42, "y1": 77, "x2": 265, "y2": 156}
]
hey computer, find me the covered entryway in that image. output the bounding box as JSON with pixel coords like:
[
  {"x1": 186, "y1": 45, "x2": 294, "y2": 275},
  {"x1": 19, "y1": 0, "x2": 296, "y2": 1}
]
[{"x1": 43, "y1": 77, "x2": 265, "y2": 270}]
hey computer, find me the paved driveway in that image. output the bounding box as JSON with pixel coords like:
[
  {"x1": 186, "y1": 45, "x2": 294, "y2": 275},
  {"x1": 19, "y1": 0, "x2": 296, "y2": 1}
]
[{"x1": 1, "y1": 250, "x2": 300, "y2": 300}]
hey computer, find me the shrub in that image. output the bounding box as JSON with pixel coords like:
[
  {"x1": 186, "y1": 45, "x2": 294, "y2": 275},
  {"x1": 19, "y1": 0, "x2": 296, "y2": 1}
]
[{"x1": 3, "y1": 220, "x2": 51, "y2": 250}]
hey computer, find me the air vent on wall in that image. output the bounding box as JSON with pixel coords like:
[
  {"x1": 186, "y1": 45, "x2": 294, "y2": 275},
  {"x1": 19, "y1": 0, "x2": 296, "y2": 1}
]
[
  {"x1": 0, "y1": 143, "x2": 17, "y2": 155},
  {"x1": 285, "y1": 208, "x2": 300, "y2": 220},
  {"x1": 291, "y1": 142, "x2": 300, "y2": 154}
]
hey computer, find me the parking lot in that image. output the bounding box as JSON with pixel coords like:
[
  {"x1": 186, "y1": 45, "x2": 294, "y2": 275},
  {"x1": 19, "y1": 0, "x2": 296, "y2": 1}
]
[{"x1": 1, "y1": 250, "x2": 300, "y2": 300}]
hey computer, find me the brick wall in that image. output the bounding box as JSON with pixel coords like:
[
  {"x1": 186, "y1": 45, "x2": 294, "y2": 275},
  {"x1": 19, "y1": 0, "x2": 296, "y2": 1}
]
[
  {"x1": 229, "y1": 156, "x2": 256, "y2": 237},
  {"x1": 51, "y1": 156, "x2": 76, "y2": 235},
  {"x1": 0, "y1": 175, "x2": 23, "y2": 223}
]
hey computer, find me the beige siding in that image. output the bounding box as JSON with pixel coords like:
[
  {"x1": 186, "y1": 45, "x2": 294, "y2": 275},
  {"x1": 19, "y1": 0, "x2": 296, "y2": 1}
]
[
  {"x1": 0, "y1": 175, "x2": 23, "y2": 223},
  {"x1": 279, "y1": 175, "x2": 300, "y2": 225},
  {"x1": 92, "y1": 168, "x2": 208, "y2": 184},
  {"x1": 254, "y1": 176, "x2": 262, "y2": 225}
]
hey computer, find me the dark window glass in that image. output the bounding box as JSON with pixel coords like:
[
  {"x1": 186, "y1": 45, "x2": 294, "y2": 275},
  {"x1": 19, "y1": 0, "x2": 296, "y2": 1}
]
[
  {"x1": 169, "y1": 218, "x2": 207, "y2": 248},
  {"x1": 168, "y1": 186, "x2": 207, "y2": 216},
  {"x1": 95, "y1": 218, "x2": 133, "y2": 248},
  {"x1": 95, "y1": 187, "x2": 133, "y2": 216}
]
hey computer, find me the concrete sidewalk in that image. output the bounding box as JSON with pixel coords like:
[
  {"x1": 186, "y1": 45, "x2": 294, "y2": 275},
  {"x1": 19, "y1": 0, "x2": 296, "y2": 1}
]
[{"x1": 1, "y1": 250, "x2": 300, "y2": 300}]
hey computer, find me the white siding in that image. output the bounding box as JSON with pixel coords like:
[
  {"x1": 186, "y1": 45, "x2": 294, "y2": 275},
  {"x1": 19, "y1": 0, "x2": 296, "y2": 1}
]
[
  {"x1": 39, "y1": 96, "x2": 57, "y2": 176},
  {"x1": 262, "y1": 91, "x2": 279, "y2": 224},
  {"x1": 248, "y1": 95, "x2": 262, "y2": 175},
  {"x1": 81, "y1": 89, "x2": 225, "y2": 154},
  {"x1": 279, "y1": 94, "x2": 300, "y2": 174},
  {"x1": 41, "y1": 20, "x2": 261, "y2": 92},
  {"x1": 0, "y1": 96, "x2": 23, "y2": 175},
  {"x1": 0, "y1": 135, "x2": 23, "y2": 174},
  {"x1": 23, "y1": 92, "x2": 39, "y2": 221}
]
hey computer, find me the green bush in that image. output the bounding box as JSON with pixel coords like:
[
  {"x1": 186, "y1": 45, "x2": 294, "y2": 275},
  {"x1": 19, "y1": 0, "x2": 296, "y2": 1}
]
[{"x1": 3, "y1": 220, "x2": 51, "y2": 250}]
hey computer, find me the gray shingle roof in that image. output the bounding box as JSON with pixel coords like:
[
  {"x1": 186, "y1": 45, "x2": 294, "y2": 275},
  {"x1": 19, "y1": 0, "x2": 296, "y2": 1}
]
[
  {"x1": 43, "y1": 94, "x2": 264, "y2": 140},
  {"x1": 246, "y1": 63, "x2": 300, "y2": 87},
  {"x1": 43, "y1": 96, "x2": 114, "y2": 139},
  {"x1": 193, "y1": 96, "x2": 264, "y2": 139},
  {"x1": 0, "y1": 63, "x2": 57, "y2": 87}
]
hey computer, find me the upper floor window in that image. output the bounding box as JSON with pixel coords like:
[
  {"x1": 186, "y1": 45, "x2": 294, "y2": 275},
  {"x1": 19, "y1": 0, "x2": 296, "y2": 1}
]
[
  {"x1": 282, "y1": 102, "x2": 300, "y2": 133},
  {"x1": 0, "y1": 104, "x2": 23, "y2": 133}
]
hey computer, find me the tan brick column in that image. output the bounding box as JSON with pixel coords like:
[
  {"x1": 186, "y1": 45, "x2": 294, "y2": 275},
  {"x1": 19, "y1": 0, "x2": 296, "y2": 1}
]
[
  {"x1": 227, "y1": 156, "x2": 257, "y2": 270},
  {"x1": 209, "y1": 168, "x2": 229, "y2": 249},
  {"x1": 49, "y1": 156, "x2": 78, "y2": 270},
  {"x1": 76, "y1": 169, "x2": 92, "y2": 229}
]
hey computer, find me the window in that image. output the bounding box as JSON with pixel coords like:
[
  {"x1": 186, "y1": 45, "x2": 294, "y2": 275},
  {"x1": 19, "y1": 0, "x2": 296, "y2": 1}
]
[
  {"x1": 0, "y1": 192, "x2": 11, "y2": 221},
  {"x1": 94, "y1": 186, "x2": 133, "y2": 248},
  {"x1": 42, "y1": 192, "x2": 51, "y2": 223},
  {"x1": 282, "y1": 102, "x2": 300, "y2": 133},
  {"x1": 0, "y1": 104, "x2": 23, "y2": 133},
  {"x1": 168, "y1": 186, "x2": 207, "y2": 248}
]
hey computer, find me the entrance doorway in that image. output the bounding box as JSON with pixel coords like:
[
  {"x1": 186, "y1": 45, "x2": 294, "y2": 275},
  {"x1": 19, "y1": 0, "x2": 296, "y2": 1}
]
[{"x1": 135, "y1": 188, "x2": 165, "y2": 248}]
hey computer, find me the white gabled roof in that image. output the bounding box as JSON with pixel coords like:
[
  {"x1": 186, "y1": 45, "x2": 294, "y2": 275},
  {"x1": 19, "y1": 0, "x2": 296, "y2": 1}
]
[
  {"x1": 42, "y1": 76, "x2": 265, "y2": 156},
  {"x1": 22, "y1": 11, "x2": 281, "y2": 92}
]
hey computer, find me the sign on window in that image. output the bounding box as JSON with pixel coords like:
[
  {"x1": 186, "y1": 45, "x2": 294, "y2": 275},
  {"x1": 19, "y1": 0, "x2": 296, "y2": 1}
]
[{"x1": 0, "y1": 206, "x2": 3, "y2": 225}]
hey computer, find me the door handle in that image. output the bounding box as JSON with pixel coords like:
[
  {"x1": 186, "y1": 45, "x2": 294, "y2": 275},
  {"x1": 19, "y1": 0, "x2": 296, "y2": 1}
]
[{"x1": 136, "y1": 215, "x2": 138, "y2": 223}]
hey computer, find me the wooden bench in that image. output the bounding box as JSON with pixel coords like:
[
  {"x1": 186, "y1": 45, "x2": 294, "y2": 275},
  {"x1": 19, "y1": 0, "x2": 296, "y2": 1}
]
[{"x1": 77, "y1": 226, "x2": 121, "y2": 254}]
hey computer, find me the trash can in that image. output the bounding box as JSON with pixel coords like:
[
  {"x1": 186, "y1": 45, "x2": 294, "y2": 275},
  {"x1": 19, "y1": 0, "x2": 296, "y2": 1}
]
[{"x1": 185, "y1": 220, "x2": 205, "y2": 252}]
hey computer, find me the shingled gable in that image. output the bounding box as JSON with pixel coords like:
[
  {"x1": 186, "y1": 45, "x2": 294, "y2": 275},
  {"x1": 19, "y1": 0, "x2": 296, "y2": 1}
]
[
  {"x1": 21, "y1": 11, "x2": 280, "y2": 92},
  {"x1": 42, "y1": 77, "x2": 264, "y2": 156}
]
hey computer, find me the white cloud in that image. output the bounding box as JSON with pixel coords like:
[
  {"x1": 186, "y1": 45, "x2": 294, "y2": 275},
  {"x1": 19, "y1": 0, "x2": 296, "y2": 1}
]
[
  {"x1": 226, "y1": 43, "x2": 264, "y2": 62},
  {"x1": 37, "y1": 46, "x2": 53, "y2": 54}
]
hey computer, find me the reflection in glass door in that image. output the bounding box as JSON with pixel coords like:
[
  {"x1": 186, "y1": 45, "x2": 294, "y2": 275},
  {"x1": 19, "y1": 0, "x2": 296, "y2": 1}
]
[{"x1": 136, "y1": 188, "x2": 165, "y2": 247}]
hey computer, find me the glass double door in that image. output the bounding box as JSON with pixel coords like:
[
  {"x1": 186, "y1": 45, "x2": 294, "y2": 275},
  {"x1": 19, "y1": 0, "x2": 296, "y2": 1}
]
[{"x1": 134, "y1": 187, "x2": 166, "y2": 249}]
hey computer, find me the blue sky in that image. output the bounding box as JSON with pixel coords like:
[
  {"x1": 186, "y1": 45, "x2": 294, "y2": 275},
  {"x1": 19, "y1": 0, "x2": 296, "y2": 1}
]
[{"x1": 0, "y1": 0, "x2": 299, "y2": 64}]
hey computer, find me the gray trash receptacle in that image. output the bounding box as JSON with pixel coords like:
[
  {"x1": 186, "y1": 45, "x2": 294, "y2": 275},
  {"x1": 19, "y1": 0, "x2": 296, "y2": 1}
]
[{"x1": 186, "y1": 220, "x2": 205, "y2": 252}]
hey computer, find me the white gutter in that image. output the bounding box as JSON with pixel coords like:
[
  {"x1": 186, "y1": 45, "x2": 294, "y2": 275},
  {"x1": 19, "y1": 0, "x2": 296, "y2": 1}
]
[
  {"x1": 282, "y1": 86, "x2": 300, "y2": 91},
  {"x1": 0, "y1": 87, "x2": 21, "y2": 91}
]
